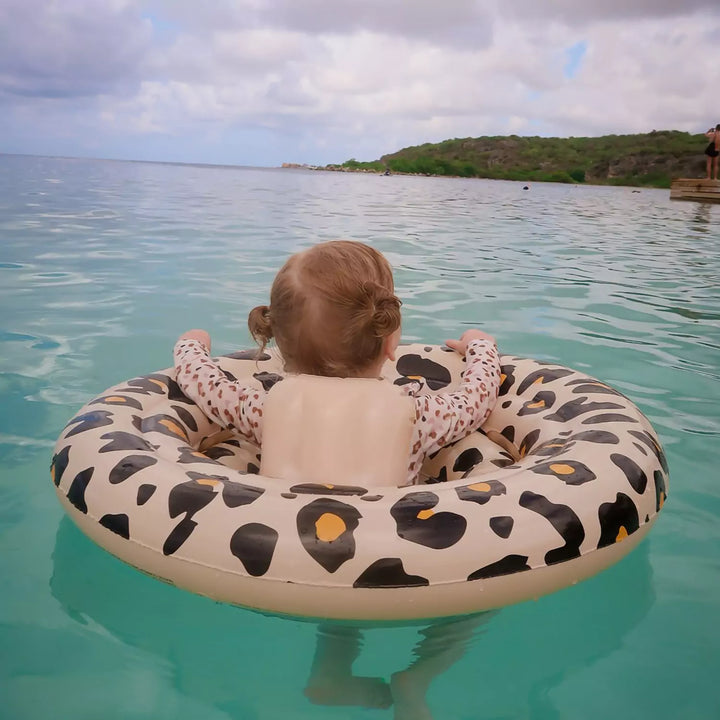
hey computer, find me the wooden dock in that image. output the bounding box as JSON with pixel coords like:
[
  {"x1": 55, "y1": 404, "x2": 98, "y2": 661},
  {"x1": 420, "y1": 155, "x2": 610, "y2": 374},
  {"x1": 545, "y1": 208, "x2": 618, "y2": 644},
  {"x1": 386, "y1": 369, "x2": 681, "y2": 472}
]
[{"x1": 670, "y1": 178, "x2": 720, "y2": 203}]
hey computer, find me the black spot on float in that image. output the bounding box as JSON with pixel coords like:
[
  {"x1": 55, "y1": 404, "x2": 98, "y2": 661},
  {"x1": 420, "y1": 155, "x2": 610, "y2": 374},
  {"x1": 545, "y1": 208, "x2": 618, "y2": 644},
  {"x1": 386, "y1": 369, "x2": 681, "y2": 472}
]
[
  {"x1": 99, "y1": 513, "x2": 130, "y2": 539},
  {"x1": 230, "y1": 523, "x2": 279, "y2": 576},
  {"x1": 489, "y1": 516, "x2": 514, "y2": 538},
  {"x1": 567, "y1": 381, "x2": 621, "y2": 396},
  {"x1": 519, "y1": 391, "x2": 556, "y2": 415},
  {"x1": 453, "y1": 448, "x2": 483, "y2": 474},
  {"x1": 64, "y1": 410, "x2": 114, "y2": 438},
  {"x1": 468, "y1": 554, "x2": 531, "y2": 580},
  {"x1": 353, "y1": 558, "x2": 429, "y2": 588},
  {"x1": 177, "y1": 448, "x2": 220, "y2": 464},
  {"x1": 67, "y1": 467, "x2": 94, "y2": 513},
  {"x1": 518, "y1": 429, "x2": 541, "y2": 456},
  {"x1": 172, "y1": 405, "x2": 198, "y2": 432},
  {"x1": 225, "y1": 349, "x2": 271, "y2": 361},
  {"x1": 569, "y1": 430, "x2": 620, "y2": 444},
  {"x1": 531, "y1": 460, "x2": 596, "y2": 486},
  {"x1": 610, "y1": 454, "x2": 648, "y2": 493},
  {"x1": 90, "y1": 395, "x2": 143, "y2": 410},
  {"x1": 165, "y1": 377, "x2": 197, "y2": 404},
  {"x1": 131, "y1": 414, "x2": 189, "y2": 442},
  {"x1": 360, "y1": 495, "x2": 383, "y2": 501},
  {"x1": 598, "y1": 493, "x2": 640, "y2": 547},
  {"x1": 137, "y1": 484, "x2": 156, "y2": 505},
  {"x1": 297, "y1": 498, "x2": 361, "y2": 573},
  {"x1": 491, "y1": 457, "x2": 518, "y2": 468},
  {"x1": 118, "y1": 374, "x2": 170, "y2": 396},
  {"x1": 502, "y1": 400, "x2": 511, "y2": 409},
  {"x1": 500, "y1": 426, "x2": 516, "y2": 443},
  {"x1": 531, "y1": 438, "x2": 569, "y2": 457},
  {"x1": 109, "y1": 455, "x2": 158, "y2": 484},
  {"x1": 654, "y1": 470, "x2": 667, "y2": 512},
  {"x1": 628, "y1": 430, "x2": 669, "y2": 473},
  {"x1": 395, "y1": 355, "x2": 452, "y2": 390},
  {"x1": 391, "y1": 491, "x2": 466, "y2": 549},
  {"x1": 281, "y1": 492, "x2": 297, "y2": 499},
  {"x1": 456, "y1": 479, "x2": 507, "y2": 505},
  {"x1": 253, "y1": 371, "x2": 284, "y2": 391},
  {"x1": 99, "y1": 432, "x2": 158, "y2": 453},
  {"x1": 289, "y1": 484, "x2": 368, "y2": 496},
  {"x1": 426, "y1": 466, "x2": 448, "y2": 484},
  {"x1": 517, "y1": 368, "x2": 574, "y2": 395},
  {"x1": 498, "y1": 364, "x2": 516, "y2": 396},
  {"x1": 50, "y1": 446, "x2": 71, "y2": 487},
  {"x1": 545, "y1": 397, "x2": 624, "y2": 422},
  {"x1": 203, "y1": 445, "x2": 236, "y2": 460},
  {"x1": 163, "y1": 475, "x2": 222, "y2": 554},
  {"x1": 581, "y1": 413, "x2": 639, "y2": 425},
  {"x1": 221, "y1": 480, "x2": 265, "y2": 508},
  {"x1": 520, "y1": 491, "x2": 585, "y2": 564},
  {"x1": 163, "y1": 518, "x2": 197, "y2": 556}
]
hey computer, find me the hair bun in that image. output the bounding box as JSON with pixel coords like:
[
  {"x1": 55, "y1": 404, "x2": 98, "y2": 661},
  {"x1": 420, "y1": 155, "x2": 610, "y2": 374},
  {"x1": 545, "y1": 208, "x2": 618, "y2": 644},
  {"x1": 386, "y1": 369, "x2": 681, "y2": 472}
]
[
  {"x1": 248, "y1": 304, "x2": 274, "y2": 347},
  {"x1": 370, "y1": 294, "x2": 401, "y2": 337}
]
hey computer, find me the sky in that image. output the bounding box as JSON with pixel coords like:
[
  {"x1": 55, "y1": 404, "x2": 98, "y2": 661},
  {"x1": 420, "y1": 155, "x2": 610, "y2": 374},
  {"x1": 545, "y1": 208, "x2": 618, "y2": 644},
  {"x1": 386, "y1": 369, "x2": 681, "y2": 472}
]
[{"x1": 1, "y1": 0, "x2": 719, "y2": 167}]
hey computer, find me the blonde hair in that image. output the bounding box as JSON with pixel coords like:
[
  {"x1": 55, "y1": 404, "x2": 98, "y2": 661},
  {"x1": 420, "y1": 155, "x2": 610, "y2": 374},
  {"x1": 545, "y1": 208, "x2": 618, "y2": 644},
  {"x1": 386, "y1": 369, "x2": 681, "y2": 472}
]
[{"x1": 248, "y1": 241, "x2": 401, "y2": 376}]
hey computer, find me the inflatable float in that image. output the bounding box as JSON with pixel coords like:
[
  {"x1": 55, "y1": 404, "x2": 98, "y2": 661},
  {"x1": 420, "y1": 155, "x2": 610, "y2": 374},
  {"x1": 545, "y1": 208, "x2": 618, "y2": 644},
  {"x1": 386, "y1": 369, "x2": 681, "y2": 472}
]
[{"x1": 51, "y1": 344, "x2": 668, "y2": 621}]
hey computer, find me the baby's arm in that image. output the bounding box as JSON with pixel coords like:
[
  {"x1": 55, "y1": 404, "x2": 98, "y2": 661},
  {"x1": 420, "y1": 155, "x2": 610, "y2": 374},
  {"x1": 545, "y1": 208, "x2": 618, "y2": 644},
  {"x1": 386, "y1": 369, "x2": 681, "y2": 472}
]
[
  {"x1": 414, "y1": 332, "x2": 501, "y2": 457},
  {"x1": 174, "y1": 332, "x2": 265, "y2": 444}
]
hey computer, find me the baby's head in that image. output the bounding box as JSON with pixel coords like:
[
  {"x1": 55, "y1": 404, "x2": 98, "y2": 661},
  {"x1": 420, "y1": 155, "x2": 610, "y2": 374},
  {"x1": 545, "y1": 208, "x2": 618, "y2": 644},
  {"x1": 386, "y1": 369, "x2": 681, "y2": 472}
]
[{"x1": 248, "y1": 241, "x2": 401, "y2": 377}]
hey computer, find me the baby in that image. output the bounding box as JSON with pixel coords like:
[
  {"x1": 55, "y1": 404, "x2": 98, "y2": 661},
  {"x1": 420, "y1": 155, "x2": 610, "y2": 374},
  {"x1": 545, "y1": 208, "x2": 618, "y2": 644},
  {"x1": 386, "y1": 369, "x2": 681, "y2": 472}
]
[{"x1": 174, "y1": 240, "x2": 501, "y2": 486}]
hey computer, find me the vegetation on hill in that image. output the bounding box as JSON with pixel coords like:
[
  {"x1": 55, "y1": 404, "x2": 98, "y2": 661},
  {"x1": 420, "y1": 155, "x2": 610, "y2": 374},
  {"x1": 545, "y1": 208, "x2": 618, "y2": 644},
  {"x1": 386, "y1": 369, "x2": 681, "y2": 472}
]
[{"x1": 325, "y1": 131, "x2": 709, "y2": 187}]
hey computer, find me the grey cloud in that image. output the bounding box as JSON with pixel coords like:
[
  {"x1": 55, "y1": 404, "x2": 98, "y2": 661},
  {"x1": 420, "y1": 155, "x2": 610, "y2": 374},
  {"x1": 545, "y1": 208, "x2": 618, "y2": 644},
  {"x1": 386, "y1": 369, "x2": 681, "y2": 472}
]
[
  {"x1": 0, "y1": 0, "x2": 152, "y2": 99},
  {"x1": 151, "y1": 0, "x2": 493, "y2": 48},
  {"x1": 499, "y1": 0, "x2": 720, "y2": 25},
  {"x1": 262, "y1": 0, "x2": 493, "y2": 48}
]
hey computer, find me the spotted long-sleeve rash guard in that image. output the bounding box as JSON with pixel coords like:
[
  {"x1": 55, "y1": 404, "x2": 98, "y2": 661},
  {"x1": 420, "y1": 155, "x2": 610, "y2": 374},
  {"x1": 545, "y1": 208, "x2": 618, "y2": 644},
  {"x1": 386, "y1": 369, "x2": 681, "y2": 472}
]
[{"x1": 174, "y1": 338, "x2": 501, "y2": 486}]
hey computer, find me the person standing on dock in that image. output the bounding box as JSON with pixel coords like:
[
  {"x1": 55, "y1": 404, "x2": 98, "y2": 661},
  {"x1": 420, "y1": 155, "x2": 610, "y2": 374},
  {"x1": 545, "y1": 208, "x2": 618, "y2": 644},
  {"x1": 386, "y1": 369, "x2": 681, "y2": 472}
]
[{"x1": 705, "y1": 124, "x2": 720, "y2": 180}]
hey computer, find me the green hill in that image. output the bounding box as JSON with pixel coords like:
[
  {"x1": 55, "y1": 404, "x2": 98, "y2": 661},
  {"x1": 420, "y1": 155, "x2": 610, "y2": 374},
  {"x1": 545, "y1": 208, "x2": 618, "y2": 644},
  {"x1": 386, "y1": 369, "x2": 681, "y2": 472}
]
[{"x1": 328, "y1": 131, "x2": 710, "y2": 188}]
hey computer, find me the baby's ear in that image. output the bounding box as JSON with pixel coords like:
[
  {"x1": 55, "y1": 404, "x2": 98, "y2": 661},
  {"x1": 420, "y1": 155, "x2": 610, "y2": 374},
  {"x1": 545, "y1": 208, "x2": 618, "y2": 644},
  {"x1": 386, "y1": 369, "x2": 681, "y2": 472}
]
[{"x1": 384, "y1": 328, "x2": 401, "y2": 361}]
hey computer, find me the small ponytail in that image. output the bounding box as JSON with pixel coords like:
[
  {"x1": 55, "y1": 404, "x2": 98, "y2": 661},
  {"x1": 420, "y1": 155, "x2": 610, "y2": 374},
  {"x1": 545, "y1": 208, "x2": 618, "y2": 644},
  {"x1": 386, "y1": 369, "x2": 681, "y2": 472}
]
[
  {"x1": 248, "y1": 304, "x2": 273, "y2": 354},
  {"x1": 371, "y1": 294, "x2": 401, "y2": 338},
  {"x1": 358, "y1": 282, "x2": 401, "y2": 338}
]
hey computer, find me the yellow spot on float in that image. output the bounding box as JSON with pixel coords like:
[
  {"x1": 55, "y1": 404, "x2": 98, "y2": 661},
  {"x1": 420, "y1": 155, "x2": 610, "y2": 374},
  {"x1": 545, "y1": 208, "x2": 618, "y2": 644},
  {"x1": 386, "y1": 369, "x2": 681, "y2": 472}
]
[
  {"x1": 533, "y1": 376, "x2": 545, "y2": 385},
  {"x1": 316, "y1": 513, "x2": 346, "y2": 542},
  {"x1": 468, "y1": 482, "x2": 491, "y2": 492},
  {"x1": 659, "y1": 494, "x2": 665, "y2": 509},
  {"x1": 500, "y1": 373, "x2": 506, "y2": 385},
  {"x1": 196, "y1": 478, "x2": 220, "y2": 488},
  {"x1": 549, "y1": 463, "x2": 575, "y2": 475},
  {"x1": 324, "y1": 484, "x2": 335, "y2": 489},
  {"x1": 105, "y1": 396, "x2": 127, "y2": 403},
  {"x1": 192, "y1": 451, "x2": 207, "y2": 458},
  {"x1": 527, "y1": 400, "x2": 545, "y2": 409},
  {"x1": 149, "y1": 379, "x2": 167, "y2": 390},
  {"x1": 159, "y1": 419, "x2": 188, "y2": 440},
  {"x1": 616, "y1": 526, "x2": 628, "y2": 542},
  {"x1": 417, "y1": 509, "x2": 434, "y2": 520}
]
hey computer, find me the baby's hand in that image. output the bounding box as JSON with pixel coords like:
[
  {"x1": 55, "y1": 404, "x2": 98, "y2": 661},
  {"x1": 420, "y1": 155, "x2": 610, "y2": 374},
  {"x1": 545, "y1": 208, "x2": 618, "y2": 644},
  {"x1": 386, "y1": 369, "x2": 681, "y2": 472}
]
[
  {"x1": 445, "y1": 329, "x2": 495, "y2": 355},
  {"x1": 178, "y1": 329, "x2": 211, "y2": 351}
]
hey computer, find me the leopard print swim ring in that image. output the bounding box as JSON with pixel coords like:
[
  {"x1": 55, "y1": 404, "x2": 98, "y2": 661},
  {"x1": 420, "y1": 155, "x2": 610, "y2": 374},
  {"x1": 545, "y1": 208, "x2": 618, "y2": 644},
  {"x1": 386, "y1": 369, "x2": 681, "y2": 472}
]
[{"x1": 51, "y1": 344, "x2": 668, "y2": 621}]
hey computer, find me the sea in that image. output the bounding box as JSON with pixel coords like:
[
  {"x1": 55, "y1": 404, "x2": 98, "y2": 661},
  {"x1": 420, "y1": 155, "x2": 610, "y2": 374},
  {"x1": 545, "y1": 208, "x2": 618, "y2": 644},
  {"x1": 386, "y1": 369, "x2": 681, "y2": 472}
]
[{"x1": 1, "y1": 153, "x2": 719, "y2": 720}]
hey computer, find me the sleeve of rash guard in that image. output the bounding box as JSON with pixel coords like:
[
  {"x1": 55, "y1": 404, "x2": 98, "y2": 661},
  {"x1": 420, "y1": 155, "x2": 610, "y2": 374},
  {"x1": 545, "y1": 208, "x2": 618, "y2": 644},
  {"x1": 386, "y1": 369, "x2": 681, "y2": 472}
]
[
  {"x1": 413, "y1": 338, "x2": 501, "y2": 458},
  {"x1": 173, "y1": 338, "x2": 265, "y2": 445}
]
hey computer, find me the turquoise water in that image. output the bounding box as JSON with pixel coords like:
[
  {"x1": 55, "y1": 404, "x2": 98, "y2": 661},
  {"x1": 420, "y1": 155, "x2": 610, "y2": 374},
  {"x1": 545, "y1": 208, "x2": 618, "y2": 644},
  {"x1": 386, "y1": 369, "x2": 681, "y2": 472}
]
[{"x1": 1, "y1": 153, "x2": 719, "y2": 719}]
